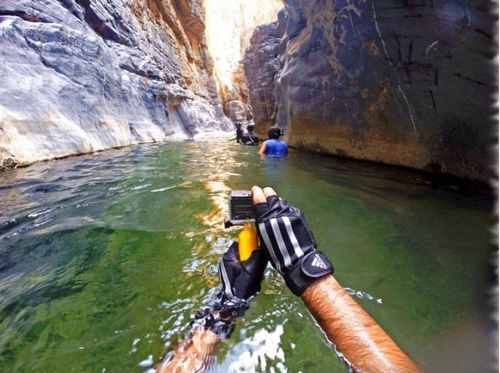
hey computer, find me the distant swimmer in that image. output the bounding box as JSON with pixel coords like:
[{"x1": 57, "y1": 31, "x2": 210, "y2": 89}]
[
  {"x1": 235, "y1": 122, "x2": 243, "y2": 144},
  {"x1": 242, "y1": 124, "x2": 259, "y2": 145},
  {"x1": 258, "y1": 127, "x2": 288, "y2": 157},
  {"x1": 235, "y1": 123, "x2": 259, "y2": 145}
]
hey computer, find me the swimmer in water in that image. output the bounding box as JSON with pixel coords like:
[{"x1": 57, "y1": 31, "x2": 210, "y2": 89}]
[
  {"x1": 235, "y1": 122, "x2": 243, "y2": 144},
  {"x1": 240, "y1": 124, "x2": 259, "y2": 146},
  {"x1": 258, "y1": 127, "x2": 288, "y2": 157},
  {"x1": 157, "y1": 186, "x2": 419, "y2": 373}
]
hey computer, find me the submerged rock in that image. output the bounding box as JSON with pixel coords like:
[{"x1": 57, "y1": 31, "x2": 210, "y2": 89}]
[
  {"x1": 244, "y1": 0, "x2": 496, "y2": 182},
  {"x1": 0, "y1": 0, "x2": 232, "y2": 167}
]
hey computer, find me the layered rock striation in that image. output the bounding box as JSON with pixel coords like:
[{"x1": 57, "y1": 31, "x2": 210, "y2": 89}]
[
  {"x1": 0, "y1": 0, "x2": 232, "y2": 168},
  {"x1": 244, "y1": 0, "x2": 496, "y2": 182}
]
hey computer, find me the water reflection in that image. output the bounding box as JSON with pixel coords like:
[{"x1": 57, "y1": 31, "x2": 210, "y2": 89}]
[{"x1": 0, "y1": 141, "x2": 494, "y2": 373}]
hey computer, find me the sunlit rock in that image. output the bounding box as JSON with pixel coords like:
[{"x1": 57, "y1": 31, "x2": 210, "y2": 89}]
[
  {"x1": 204, "y1": 0, "x2": 283, "y2": 128},
  {"x1": 0, "y1": 0, "x2": 231, "y2": 166}
]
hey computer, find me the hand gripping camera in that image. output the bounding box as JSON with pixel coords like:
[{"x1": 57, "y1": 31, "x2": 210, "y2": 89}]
[{"x1": 224, "y1": 191, "x2": 258, "y2": 262}]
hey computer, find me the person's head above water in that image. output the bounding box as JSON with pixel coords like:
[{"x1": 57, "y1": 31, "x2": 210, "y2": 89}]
[
  {"x1": 267, "y1": 127, "x2": 282, "y2": 140},
  {"x1": 259, "y1": 127, "x2": 288, "y2": 157}
]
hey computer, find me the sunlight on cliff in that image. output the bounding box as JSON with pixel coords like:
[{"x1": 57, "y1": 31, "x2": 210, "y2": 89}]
[{"x1": 204, "y1": 0, "x2": 283, "y2": 90}]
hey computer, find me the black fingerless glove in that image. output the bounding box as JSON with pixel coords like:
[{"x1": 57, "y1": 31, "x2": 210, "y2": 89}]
[
  {"x1": 255, "y1": 195, "x2": 333, "y2": 296},
  {"x1": 194, "y1": 241, "x2": 267, "y2": 340},
  {"x1": 218, "y1": 240, "x2": 268, "y2": 300}
]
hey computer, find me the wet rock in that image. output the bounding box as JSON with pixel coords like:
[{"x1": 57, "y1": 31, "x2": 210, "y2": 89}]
[
  {"x1": 244, "y1": 16, "x2": 285, "y2": 137},
  {"x1": 177, "y1": 99, "x2": 232, "y2": 137},
  {"x1": 244, "y1": 0, "x2": 496, "y2": 182},
  {"x1": 224, "y1": 99, "x2": 248, "y2": 124},
  {"x1": 0, "y1": 0, "x2": 231, "y2": 167},
  {"x1": 2, "y1": 158, "x2": 17, "y2": 169},
  {"x1": 0, "y1": 148, "x2": 17, "y2": 170}
]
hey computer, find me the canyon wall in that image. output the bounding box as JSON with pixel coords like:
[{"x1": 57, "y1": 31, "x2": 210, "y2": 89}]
[
  {"x1": 244, "y1": 0, "x2": 496, "y2": 182},
  {"x1": 205, "y1": 0, "x2": 283, "y2": 127},
  {"x1": 0, "y1": 0, "x2": 232, "y2": 168}
]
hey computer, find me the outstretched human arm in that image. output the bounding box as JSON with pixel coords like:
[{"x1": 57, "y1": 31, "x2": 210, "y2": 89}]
[
  {"x1": 156, "y1": 328, "x2": 219, "y2": 373},
  {"x1": 302, "y1": 276, "x2": 418, "y2": 372},
  {"x1": 252, "y1": 186, "x2": 419, "y2": 373},
  {"x1": 156, "y1": 241, "x2": 267, "y2": 373}
]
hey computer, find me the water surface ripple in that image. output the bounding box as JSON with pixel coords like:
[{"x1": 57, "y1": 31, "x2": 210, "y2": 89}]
[{"x1": 0, "y1": 141, "x2": 494, "y2": 372}]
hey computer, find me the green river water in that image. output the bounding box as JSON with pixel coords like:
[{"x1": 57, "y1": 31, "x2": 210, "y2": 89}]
[{"x1": 0, "y1": 141, "x2": 495, "y2": 372}]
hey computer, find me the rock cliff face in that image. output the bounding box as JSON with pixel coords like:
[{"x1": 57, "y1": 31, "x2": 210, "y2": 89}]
[
  {"x1": 204, "y1": 0, "x2": 283, "y2": 131},
  {"x1": 244, "y1": 0, "x2": 496, "y2": 182},
  {"x1": 0, "y1": 0, "x2": 232, "y2": 168}
]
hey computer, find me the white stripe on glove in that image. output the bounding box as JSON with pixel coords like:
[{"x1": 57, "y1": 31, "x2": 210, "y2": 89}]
[{"x1": 258, "y1": 216, "x2": 312, "y2": 273}]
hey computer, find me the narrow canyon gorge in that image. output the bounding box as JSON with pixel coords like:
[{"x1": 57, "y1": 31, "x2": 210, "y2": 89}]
[
  {"x1": 0, "y1": 2, "x2": 496, "y2": 372},
  {"x1": 0, "y1": 0, "x2": 496, "y2": 182}
]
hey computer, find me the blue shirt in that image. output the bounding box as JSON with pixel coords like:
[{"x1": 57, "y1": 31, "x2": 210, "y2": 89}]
[{"x1": 264, "y1": 139, "x2": 288, "y2": 157}]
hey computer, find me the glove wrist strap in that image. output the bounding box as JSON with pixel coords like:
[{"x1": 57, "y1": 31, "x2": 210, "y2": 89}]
[
  {"x1": 283, "y1": 251, "x2": 334, "y2": 296},
  {"x1": 193, "y1": 295, "x2": 249, "y2": 339}
]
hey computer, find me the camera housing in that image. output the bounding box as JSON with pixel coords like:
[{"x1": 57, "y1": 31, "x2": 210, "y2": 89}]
[{"x1": 225, "y1": 190, "x2": 255, "y2": 228}]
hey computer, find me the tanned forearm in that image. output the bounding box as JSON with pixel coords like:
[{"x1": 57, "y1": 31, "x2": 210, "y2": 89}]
[
  {"x1": 156, "y1": 328, "x2": 219, "y2": 373},
  {"x1": 302, "y1": 276, "x2": 419, "y2": 373}
]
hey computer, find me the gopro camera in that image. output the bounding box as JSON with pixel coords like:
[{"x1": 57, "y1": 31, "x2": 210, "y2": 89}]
[{"x1": 225, "y1": 190, "x2": 255, "y2": 228}]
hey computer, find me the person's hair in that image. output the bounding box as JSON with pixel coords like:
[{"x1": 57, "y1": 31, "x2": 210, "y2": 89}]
[
  {"x1": 268, "y1": 127, "x2": 282, "y2": 140},
  {"x1": 247, "y1": 124, "x2": 255, "y2": 132}
]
